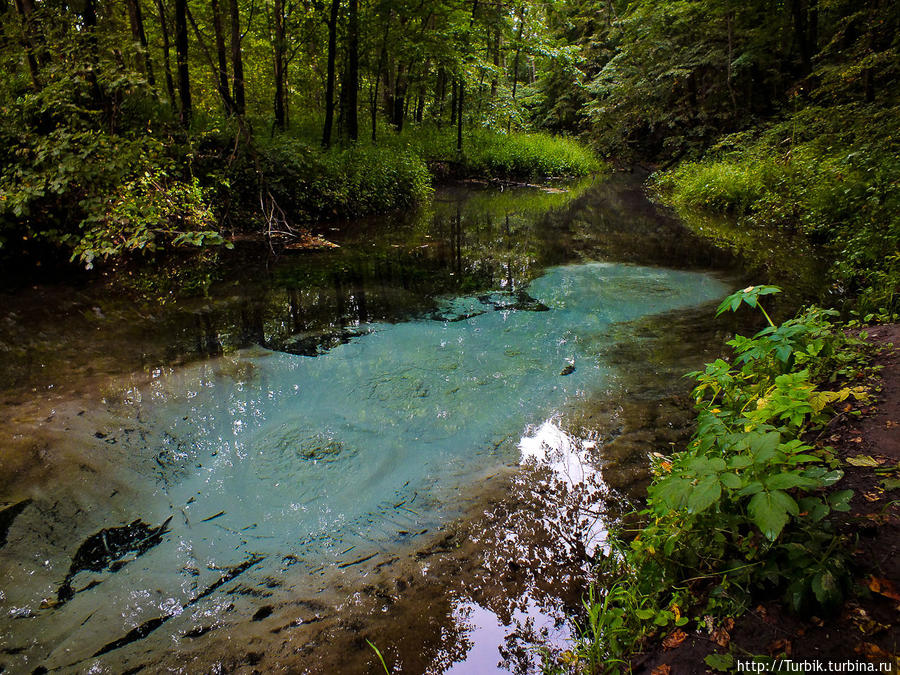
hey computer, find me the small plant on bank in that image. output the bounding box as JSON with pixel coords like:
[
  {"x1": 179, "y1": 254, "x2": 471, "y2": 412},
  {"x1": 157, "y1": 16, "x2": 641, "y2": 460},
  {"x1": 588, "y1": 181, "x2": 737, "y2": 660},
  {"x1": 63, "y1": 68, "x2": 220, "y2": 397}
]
[{"x1": 568, "y1": 286, "x2": 871, "y2": 673}]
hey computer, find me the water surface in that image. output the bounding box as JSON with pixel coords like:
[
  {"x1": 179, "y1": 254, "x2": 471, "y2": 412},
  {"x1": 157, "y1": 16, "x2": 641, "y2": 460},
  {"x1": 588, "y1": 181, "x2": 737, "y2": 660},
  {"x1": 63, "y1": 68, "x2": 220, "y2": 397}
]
[{"x1": 0, "y1": 176, "x2": 778, "y2": 673}]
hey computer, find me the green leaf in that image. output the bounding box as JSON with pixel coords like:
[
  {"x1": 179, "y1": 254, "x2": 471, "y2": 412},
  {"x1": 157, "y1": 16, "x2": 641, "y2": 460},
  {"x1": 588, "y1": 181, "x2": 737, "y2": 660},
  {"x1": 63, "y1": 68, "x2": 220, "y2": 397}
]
[
  {"x1": 766, "y1": 472, "x2": 818, "y2": 490},
  {"x1": 652, "y1": 476, "x2": 692, "y2": 510},
  {"x1": 635, "y1": 608, "x2": 656, "y2": 620},
  {"x1": 827, "y1": 489, "x2": 853, "y2": 512},
  {"x1": 749, "y1": 490, "x2": 797, "y2": 540},
  {"x1": 811, "y1": 571, "x2": 839, "y2": 605},
  {"x1": 705, "y1": 653, "x2": 734, "y2": 671},
  {"x1": 720, "y1": 472, "x2": 742, "y2": 489},
  {"x1": 728, "y1": 455, "x2": 752, "y2": 469},
  {"x1": 738, "y1": 480, "x2": 764, "y2": 496},
  {"x1": 687, "y1": 475, "x2": 722, "y2": 514}
]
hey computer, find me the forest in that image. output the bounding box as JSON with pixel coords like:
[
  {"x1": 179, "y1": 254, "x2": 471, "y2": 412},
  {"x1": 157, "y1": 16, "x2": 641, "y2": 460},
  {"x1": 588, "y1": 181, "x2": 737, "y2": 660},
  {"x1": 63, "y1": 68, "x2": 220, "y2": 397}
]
[
  {"x1": 1, "y1": 0, "x2": 897, "y2": 308},
  {"x1": 0, "y1": 0, "x2": 898, "y2": 672}
]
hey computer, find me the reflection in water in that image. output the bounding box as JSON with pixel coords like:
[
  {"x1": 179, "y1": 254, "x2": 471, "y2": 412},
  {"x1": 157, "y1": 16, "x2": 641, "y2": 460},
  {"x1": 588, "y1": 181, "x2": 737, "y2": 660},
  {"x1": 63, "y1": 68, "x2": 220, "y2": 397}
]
[
  {"x1": 0, "y1": 176, "x2": 763, "y2": 674},
  {"x1": 520, "y1": 420, "x2": 609, "y2": 558}
]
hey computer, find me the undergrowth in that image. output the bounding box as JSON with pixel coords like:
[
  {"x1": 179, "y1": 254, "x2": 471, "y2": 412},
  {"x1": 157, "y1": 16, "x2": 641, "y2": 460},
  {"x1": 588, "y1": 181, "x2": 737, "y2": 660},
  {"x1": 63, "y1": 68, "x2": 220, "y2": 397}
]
[
  {"x1": 652, "y1": 104, "x2": 900, "y2": 317},
  {"x1": 562, "y1": 285, "x2": 873, "y2": 673}
]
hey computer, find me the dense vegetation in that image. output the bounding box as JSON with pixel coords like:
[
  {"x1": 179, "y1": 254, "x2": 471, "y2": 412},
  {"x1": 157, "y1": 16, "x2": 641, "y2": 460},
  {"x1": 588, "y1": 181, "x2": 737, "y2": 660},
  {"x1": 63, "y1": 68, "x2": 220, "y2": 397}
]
[
  {"x1": 2, "y1": 0, "x2": 897, "y2": 670},
  {"x1": 0, "y1": 0, "x2": 600, "y2": 268}
]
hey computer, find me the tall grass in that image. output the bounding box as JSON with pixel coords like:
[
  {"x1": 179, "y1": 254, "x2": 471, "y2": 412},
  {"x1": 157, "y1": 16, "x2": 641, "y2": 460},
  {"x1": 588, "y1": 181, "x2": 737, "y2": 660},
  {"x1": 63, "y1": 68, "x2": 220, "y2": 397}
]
[
  {"x1": 652, "y1": 104, "x2": 900, "y2": 315},
  {"x1": 228, "y1": 124, "x2": 602, "y2": 227}
]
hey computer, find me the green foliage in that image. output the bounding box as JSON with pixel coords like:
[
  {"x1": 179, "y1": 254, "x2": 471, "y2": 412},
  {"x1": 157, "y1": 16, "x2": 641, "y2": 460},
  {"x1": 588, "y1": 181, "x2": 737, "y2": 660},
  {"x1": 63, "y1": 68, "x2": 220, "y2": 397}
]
[
  {"x1": 248, "y1": 136, "x2": 434, "y2": 222},
  {"x1": 381, "y1": 126, "x2": 601, "y2": 180},
  {"x1": 653, "y1": 105, "x2": 900, "y2": 315},
  {"x1": 574, "y1": 287, "x2": 869, "y2": 670},
  {"x1": 73, "y1": 171, "x2": 227, "y2": 268}
]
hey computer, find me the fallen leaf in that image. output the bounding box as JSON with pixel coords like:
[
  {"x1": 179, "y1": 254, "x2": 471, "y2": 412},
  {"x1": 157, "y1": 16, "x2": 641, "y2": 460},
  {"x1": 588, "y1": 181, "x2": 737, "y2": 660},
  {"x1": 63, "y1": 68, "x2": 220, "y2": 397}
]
[
  {"x1": 768, "y1": 638, "x2": 792, "y2": 656},
  {"x1": 847, "y1": 455, "x2": 881, "y2": 467},
  {"x1": 864, "y1": 491, "x2": 882, "y2": 502},
  {"x1": 855, "y1": 642, "x2": 892, "y2": 660},
  {"x1": 662, "y1": 630, "x2": 688, "y2": 650},
  {"x1": 868, "y1": 576, "x2": 900, "y2": 602},
  {"x1": 712, "y1": 626, "x2": 731, "y2": 647},
  {"x1": 651, "y1": 665, "x2": 671, "y2": 675}
]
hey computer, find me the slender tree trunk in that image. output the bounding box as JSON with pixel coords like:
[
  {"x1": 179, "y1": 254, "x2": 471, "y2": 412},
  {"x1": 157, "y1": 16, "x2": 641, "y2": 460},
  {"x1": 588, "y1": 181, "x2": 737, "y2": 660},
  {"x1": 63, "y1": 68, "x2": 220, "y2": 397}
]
[
  {"x1": 273, "y1": 0, "x2": 286, "y2": 129},
  {"x1": 12, "y1": 0, "x2": 40, "y2": 89},
  {"x1": 456, "y1": 80, "x2": 464, "y2": 152},
  {"x1": 371, "y1": 20, "x2": 389, "y2": 142},
  {"x1": 791, "y1": 0, "x2": 811, "y2": 75},
  {"x1": 322, "y1": 0, "x2": 340, "y2": 147},
  {"x1": 154, "y1": 0, "x2": 177, "y2": 111},
  {"x1": 126, "y1": 0, "x2": 156, "y2": 85},
  {"x1": 490, "y1": 27, "x2": 499, "y2": 99},
  {"x1": 345, "y1": 0, "x2": 359, "y2": 140},
  {"x1": 229, "y1": 0, "x2": 246, "y2": 115},
  {"x1": 726, "y1": 11, "x2": 737, "y2": 114},
  {"x1": 186, "y1": 4, "x2": 235, "y2": 113},
  {"x1": 210, "y1": 0, "x2": 231, "y2": 114},
  {"x1": 510, "y1": 4, "x2": 525, "y2": 100},
  {"x1": 174, "y1": 0, "x2": 191, "y2": 126},
  {"x1": 392, "y1": 62, "x2": 406, "y2": 130},
  {"x1": 450, "y1": 78, "x2": 457, "y2": 126},
  {"x1": 435, "y1": 67, "x2": 446, "y2": 125}
]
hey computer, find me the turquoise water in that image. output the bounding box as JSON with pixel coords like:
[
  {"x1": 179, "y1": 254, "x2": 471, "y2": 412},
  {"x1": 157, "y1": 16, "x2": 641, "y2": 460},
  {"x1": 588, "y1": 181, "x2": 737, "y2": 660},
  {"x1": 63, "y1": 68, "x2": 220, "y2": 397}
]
[
  {"x1": 0, "y1": 179, "x2": 745, "y2": 672},
  {"x1": 136, "y1": 263, "x2": 727, "y2": 563},
  {"x1": 0, "y1": 262, "x2": 726, "y2": 670}
]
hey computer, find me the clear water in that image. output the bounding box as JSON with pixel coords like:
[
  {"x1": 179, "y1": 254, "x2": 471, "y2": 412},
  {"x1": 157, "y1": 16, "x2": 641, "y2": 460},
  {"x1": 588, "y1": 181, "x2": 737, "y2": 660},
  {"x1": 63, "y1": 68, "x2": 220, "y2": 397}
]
[{"x1": 0, "y1": 177, "x2": 758, "y2": 672}]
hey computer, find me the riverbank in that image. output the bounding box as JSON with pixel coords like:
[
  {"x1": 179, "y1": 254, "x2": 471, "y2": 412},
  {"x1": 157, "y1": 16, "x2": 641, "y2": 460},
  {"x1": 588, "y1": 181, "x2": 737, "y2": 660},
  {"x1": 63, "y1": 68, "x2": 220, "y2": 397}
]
[
  {"x1": 1, "y1": 117, "x2": 601, "y2": 276},
  {"x1": 632, "y1": 324, "x2": 899, "y2": 673}
]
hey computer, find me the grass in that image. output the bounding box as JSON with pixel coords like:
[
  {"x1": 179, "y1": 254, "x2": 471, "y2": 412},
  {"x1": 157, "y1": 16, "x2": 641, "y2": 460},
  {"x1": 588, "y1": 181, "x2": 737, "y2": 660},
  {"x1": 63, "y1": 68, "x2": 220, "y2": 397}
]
[
  {"x1": 651, "y1": 104, "x2": 900, "y2": 317},
  {"x1": 214, "y1": 123, "x2": 602, "y2": 229}
]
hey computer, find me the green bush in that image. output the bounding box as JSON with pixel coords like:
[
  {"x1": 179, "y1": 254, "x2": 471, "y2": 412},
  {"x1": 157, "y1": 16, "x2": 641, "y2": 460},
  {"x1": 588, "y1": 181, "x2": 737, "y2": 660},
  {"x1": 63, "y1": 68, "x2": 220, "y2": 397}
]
[{"x1": 381, "y1": 126, "x2": 602, "y2": 179}]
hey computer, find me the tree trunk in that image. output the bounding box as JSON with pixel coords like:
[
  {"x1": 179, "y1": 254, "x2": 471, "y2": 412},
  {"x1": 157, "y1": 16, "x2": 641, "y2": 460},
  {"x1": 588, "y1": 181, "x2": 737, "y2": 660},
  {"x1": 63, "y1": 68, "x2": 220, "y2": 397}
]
[
  {"x1": 12, "y1": 0, "x2": 40, "y2": 89},
  {"x1": 154, "y1": 0, "x2": 177, "y2": 111},
  {"x1": 345, "y1": 0, "x2": 359, "y2": 140},
  {"x1": 210, "y1": 0, "x2": 231, "y2": 114},
  {"x1": 791, "y1": 0, "x2": 811, "y2": 76},
  {"x1": 273, "y1": 0, "x2": 286, "y2": 129},
  {"x1": 456, "y1": 80, "x2": 464, "y2": 153},
  {"x1": 371, "y1": 24, "x2": 389, "y2": 142},
  {"x1": 174, "y1": 0, "x2": 192, "y2": 126},
  {"x1": 450, "y1": 78, "x2": 457, "y2": 126},
  {"x1": 126, "y1": 0, "x2": 156, "y2": 85},
  {"x1": 490, "y1": 27, "x2": 499, "y2": 99},
  {"x1": 322, "y1": 0, "x2": 340, "y2": 147},
  {"x1": 435, "y1": 68, "x2": 446, "y2": 125},
  {"x1": 510, "y1": 4, "x2": 525, "y2": 100},
  {"x1": 186, "y1": 3, "x2": 235, "y2": 114},
  {"x1": 229, "y1": 0, "x2": 246, "y2": 115}
]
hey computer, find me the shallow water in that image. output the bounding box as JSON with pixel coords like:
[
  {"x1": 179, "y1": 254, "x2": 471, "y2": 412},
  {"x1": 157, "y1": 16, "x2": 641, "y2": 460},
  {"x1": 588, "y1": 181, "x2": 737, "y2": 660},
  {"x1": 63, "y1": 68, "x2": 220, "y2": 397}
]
[{"x1": 0, "y1": 176, "x2": 801, "y2": 673}]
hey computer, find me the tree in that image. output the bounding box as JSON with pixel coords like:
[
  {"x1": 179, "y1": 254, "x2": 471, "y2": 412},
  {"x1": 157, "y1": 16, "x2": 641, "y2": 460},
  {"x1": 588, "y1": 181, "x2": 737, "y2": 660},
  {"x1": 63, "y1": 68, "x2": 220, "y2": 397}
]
[
  {"x1": 174, "y1": 0, "x2": 192, "y2": 125},
  {"x1": 321, "y1": 0, "x2": 340, "y2": 147}
]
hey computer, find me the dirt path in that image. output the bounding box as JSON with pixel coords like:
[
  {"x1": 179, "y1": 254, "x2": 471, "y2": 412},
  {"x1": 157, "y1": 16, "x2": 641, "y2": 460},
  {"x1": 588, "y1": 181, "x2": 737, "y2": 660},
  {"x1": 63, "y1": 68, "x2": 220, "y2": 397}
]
[{"x1": 632, "y1": 325, "x2": 900, "y2": 674}]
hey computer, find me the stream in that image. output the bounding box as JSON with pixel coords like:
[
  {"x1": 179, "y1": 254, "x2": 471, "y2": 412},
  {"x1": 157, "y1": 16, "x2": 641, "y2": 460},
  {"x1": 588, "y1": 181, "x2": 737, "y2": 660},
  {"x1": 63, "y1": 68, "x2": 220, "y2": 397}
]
[{"x1": 0, "y1": 175, "x2": 821, "y2": 673}]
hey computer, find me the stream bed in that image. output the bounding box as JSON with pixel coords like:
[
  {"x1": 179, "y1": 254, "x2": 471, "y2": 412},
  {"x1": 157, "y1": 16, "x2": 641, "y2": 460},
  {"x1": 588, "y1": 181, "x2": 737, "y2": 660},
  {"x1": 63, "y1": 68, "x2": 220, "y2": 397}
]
[{"x1": 0, "y1": 175, "x2": 818, "y2": 673}]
